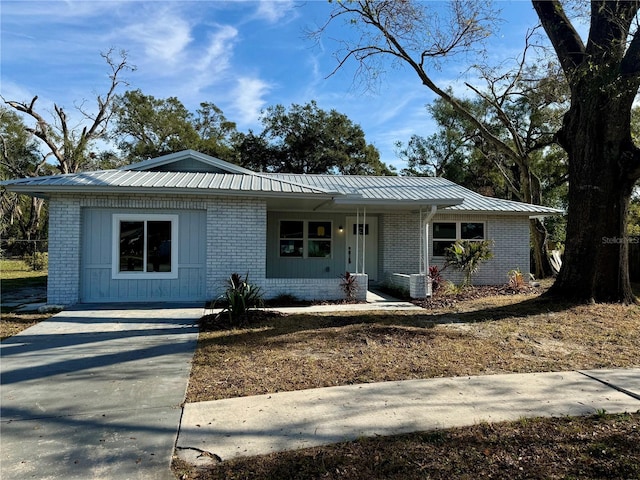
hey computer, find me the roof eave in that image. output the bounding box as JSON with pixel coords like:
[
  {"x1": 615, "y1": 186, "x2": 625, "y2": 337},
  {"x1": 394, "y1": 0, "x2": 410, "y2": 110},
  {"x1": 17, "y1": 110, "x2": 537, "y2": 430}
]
[
  {"x1": 332, "y1": 197, "x2": 465, "y2": 207},
  {"x1": 3, "y1": 184, "x2": 337, "y2": 200},
  {"x1": 442, "y1": 208, "x2": 565, "y2": 217}
]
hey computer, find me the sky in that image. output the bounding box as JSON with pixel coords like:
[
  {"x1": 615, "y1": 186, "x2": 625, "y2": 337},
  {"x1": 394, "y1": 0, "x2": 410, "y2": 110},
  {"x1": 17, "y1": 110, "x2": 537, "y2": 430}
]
[{"x1": 1, "y1": 0, "x2": 544, "y2": 170}]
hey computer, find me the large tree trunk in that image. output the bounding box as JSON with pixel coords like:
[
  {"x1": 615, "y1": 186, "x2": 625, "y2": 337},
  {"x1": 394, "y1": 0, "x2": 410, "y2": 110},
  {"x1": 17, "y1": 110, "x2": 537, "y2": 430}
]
[
  {"x1": 549, "y1": 89, "x2": 637, "y2": 303},
  {"x1": 530, "y1": 218, "x2": 553, "y2": 279}
]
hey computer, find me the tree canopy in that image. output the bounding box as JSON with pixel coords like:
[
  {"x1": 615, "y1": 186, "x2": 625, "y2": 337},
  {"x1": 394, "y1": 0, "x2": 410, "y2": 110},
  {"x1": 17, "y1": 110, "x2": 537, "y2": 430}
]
[
  {"x1": 113, "y1": 90, "x2": 237, "y2": 162},
  {"x1": 318, "y1": 0, "x2": 640, "y2": 302},
  {"x1": 234, "y1": 100, "x2": 393, "y2": 175}
]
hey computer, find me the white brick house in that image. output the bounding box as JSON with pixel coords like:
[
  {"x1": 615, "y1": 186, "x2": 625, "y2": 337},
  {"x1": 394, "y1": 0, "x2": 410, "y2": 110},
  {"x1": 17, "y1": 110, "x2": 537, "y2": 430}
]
[{"x1": 3, "y1": 150, "x2": 561, "y2": 305}]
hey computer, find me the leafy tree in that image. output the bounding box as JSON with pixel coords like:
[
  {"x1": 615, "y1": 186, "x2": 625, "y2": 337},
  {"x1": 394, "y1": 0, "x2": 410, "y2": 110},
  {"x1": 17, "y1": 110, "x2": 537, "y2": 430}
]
[
  {"x1": 2, "y1": 49, "x2": 133, "y2": 174},
  {"x1": 318, "y1": 0, "x2": 640, "y2": 302},
  {"x1": 113, "y1": 90, "x2": 237, "y2": 162},
  {"x1": 398, "y1": 64, "x2": 570, "y2": 278},
  {"x1": 0, "y1": 107, "x2": 51, "y2": 244},
  {"x1": 533, "y1": 1, "x2": 640, "y2": 303},
  {"x1": 236, "y1": 101, "x2": 394, "y2": 175}
]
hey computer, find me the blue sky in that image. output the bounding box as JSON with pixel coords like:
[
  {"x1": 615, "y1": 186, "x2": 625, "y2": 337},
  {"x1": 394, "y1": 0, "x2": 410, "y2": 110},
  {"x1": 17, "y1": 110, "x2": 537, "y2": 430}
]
[{"x1": 1, "y1": 0, "x2": 543, "y2": 170}]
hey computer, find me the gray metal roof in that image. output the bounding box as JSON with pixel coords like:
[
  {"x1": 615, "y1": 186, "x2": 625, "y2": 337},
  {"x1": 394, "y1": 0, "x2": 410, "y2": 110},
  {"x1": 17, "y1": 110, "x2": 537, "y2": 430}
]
[
  {"x1": 1, "y1": 149, "x2": 563, "y2": 215},
  {"x1": 265, "y1": 174, "x2": 562, "y2": 214},
  {"x1": 1, "y1": 170, "x2": 335, "y2": 196}
]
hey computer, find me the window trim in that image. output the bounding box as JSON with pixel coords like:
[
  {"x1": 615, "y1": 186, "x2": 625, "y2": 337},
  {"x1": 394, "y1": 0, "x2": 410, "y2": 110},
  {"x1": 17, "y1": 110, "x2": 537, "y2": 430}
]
[
  {"x1": 432, "y1": 221, "x2": 486, "y2": 257},
  {"x1": 112, "y1": 214, "x2": 179, "y2": 280},
  {"x1": 278, "y1": 219, "x2": 333, "y2": 259}
]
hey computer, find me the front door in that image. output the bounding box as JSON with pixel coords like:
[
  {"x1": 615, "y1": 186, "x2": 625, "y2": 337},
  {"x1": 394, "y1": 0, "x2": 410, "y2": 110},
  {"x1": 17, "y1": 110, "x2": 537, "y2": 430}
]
[{"x1": 346, "y1": 216, "x2": 378, "y2": 282}]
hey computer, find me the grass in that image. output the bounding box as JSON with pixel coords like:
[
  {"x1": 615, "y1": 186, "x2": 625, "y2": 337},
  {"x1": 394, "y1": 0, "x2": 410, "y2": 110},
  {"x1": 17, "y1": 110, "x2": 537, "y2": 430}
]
[
  {"x1": 1, "y1": 258, "x2": 47, "y2": 291},
  {"x1": 177, "y1": 286, "x2": 640, "y2": 479},
  {"x1": 173, "y1": 413, "x2": 640, "y2": 480},
  {"x1": 186, "y1": 293, "x2": 640, "y2": 402},
  {"x1": 1, "y1": 258, "x2": 50, "y2": 339}
]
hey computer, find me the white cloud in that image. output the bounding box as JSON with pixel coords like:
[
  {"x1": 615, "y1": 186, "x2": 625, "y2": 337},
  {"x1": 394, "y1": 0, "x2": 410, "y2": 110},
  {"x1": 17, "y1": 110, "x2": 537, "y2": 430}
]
[
  {"x1": 254, "y1": 0, "x2": 297, "y2": 24},
  {"x1": 112, "y1": 7, "x2": 193, "y2": 67},
  {"x1": 230, "y1": 77, "x2": 272, "y2": 126},
  {"x1": 195, "y1": 25, "x2": 239, "y2": 75}
]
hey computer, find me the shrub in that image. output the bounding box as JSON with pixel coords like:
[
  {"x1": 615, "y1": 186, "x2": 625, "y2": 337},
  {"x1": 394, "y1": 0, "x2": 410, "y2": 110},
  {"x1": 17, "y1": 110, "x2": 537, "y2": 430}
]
[
  {"x1": 428, "y1": 265, "x2": 445, "y2": 292},
  {"x1": 24, "y1": 252, "x2": 48, "y2": 271},
  {"x1": 213, "y1": 273, "x2": 263, "y2": 327},
  {"x1": 339, "y1": 272, "x2": 359, "y2": 301},
  {"x1": 445, "y1": 240, "x2": 494, "y2": 287},
  {"x1": 507, "y1": 268, "x2": 526, "y2": 291}
]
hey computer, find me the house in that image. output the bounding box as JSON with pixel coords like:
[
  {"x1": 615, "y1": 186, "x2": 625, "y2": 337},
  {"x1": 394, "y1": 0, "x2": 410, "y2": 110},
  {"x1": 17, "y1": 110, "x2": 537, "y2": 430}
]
[{"x1": 3, "y1": 150, "x2": 562, "y2": 305}]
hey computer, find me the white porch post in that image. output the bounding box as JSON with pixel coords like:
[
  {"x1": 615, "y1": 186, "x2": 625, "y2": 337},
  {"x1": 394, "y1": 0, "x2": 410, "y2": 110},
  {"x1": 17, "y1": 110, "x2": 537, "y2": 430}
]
[
  {"x1": 361, "y1": 207, "x2": 366, "y2": 275},
  {"x1": 355, "y1": 208, "x2": 359, "y2": 274},
  {"x1": 423, "y1": 205, "x2": 438, "y2": 296}
]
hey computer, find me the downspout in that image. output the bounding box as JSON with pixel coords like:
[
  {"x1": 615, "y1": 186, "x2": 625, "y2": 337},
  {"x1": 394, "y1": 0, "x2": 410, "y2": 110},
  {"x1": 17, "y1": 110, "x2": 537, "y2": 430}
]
[{"x1": 423, "y1": 205, "x2": 438, "y2": 296}]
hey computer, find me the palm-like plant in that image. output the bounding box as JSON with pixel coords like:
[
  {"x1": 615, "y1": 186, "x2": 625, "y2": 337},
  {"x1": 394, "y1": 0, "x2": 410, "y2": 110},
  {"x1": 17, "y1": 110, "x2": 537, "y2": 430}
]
[{"x1": 444, "y1": 240, "x2": 494, "y2": 287}]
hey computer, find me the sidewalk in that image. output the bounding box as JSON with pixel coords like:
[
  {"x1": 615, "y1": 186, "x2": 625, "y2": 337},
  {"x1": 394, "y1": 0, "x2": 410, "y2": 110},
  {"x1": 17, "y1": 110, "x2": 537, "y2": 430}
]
[{"x1": 176, "y1": 368, "x2": 640, "y2": 464}]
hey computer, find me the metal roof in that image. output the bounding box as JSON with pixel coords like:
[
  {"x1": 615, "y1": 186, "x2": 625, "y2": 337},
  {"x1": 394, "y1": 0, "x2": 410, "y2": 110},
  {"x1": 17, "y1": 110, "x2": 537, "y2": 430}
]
[
  {"x1": 265, "y1": 173, "x2": 563, "y2": 215},
  {"x1": 1, "y1": 149, "x2": 563, "y2": 215},
  {"x1": 1, "y1": 170, "x2": 335, "y2": 196}
]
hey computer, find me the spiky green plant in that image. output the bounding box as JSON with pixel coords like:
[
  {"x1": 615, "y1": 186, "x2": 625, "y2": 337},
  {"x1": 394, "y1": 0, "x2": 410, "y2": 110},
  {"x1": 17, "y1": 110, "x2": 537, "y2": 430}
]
[{"x1": 444, "y1": 240, "x2": 494, "y2": 287}]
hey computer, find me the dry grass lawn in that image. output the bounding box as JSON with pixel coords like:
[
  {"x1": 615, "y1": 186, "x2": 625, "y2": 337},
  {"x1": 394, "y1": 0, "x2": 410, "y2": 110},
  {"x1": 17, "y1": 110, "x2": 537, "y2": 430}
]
[
  {"x1": 177, "y1": 289, "x2": 640, "y2": 479},
  {"x1": 0, "y1": 312, "x2": 52, "y2": 340},
  {"x1": 173, "y1": 412, "x2": 639, "y2": 480},
  {"x1": 187, "y1": 293, "x2": 640, "y2": 403}
]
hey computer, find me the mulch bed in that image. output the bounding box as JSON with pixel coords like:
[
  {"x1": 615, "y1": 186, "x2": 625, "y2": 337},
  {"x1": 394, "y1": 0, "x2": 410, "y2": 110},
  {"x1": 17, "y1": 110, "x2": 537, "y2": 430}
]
[{"x1": 415, "y1": 284, "x2": 541, "y2": 309}]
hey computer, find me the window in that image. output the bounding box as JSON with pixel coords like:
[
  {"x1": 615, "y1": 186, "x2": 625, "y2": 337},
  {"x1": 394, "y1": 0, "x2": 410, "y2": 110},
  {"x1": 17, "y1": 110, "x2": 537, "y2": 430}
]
[
  {"x1": 112, "y1": 214, "x2": 178, "y2": 279},
  {"x1": 279, "y1": 220, "x2": 304, "y2": 257},
  {"x1": 308, "y1": 221, "x2": 332, "y2": 258},
  {"x1": 432, "y1": 221, "x2": 485, "y2": 256},
  {"x1": 279, "y1": 220, "x2": 332, "y2": 258}
]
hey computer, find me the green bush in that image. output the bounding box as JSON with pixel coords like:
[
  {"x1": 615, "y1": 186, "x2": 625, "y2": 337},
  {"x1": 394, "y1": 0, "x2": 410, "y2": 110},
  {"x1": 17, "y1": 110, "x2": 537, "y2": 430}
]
[
  {"x1": 214, "y1": 273, "x2": 264, "y2": 326},
  {"x1": 24, "y1": 252, "x2": 48, "y2": 272},
  {"x1": 444, "y1": 240, "x2": 493, "y2": 287}
]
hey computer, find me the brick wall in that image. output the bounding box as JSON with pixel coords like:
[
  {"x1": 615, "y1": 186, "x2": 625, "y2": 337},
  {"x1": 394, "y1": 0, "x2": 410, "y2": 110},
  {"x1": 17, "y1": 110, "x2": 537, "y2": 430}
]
[
  {"x1": 381, "y1": 212, "x2": 531, "y2": 287},
  {"x1": 206, "y1": 198, "x2": 267, "y2": 299},
  {"x1": 263, "y1": 274, "x2": 367, "y2": 301},
  {"x1": 47, "y1": 197, "x2": 82, "y2": 305},
  {"x1": 47, "y1": 194, "x2": 268, "y2": 305}
]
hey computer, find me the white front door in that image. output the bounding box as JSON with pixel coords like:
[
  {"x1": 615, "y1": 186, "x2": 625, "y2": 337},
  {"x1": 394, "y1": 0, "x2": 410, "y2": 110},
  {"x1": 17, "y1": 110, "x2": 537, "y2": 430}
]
[{"x1": 346, "y1": 216, "x2": 378, "y2": 282}]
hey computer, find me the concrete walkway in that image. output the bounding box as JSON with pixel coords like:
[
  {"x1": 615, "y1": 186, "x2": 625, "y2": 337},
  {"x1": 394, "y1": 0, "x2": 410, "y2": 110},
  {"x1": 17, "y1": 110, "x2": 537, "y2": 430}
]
[
  {"x1": 0, "y1": 304, "x2": 203, "y2": 480},
  {"x1": 176, "y1": 368, "x2": 640, "y2": 464}
]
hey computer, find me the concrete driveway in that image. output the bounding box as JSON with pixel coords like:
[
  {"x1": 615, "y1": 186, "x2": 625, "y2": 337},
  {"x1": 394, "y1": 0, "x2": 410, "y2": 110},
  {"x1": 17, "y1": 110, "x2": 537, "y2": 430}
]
[{"x1": 1, "y1": 304, "x2": 203, "y2": 480}]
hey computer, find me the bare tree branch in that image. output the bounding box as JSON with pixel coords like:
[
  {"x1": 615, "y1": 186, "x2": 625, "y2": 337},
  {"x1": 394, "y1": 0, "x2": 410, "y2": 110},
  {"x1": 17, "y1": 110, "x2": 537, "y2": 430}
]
[{"x1": 2, "y1": 49, "x2": 134, "y2": 174}]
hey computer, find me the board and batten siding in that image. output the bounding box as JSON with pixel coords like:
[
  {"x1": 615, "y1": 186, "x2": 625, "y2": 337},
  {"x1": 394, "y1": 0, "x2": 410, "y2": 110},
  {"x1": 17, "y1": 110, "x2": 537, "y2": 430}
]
[
  {"x1": 80, "y1": 207, "x2": 206, "y2": 303},
  {"x1": 266, "y1": 211, "x2": 348, "y2": 279}
]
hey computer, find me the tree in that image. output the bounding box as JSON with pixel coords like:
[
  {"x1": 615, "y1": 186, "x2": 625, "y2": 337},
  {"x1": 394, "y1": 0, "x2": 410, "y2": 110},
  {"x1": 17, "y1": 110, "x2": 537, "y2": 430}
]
[
  {"x1": 533, "y1": 1, "x2": 640, "y2": 303},
  {"x1": 318, "y1": 0, "x2": 640, "y2": 301},
  {"x1": 444, "y1": 239, "x2": 494, "y2": 287},
  {"x1": 0, "y1": 107, "x2": 51, "y2": 244},
  {"x1": 113, "y1": 90, "x2": 237, "y2": 162},
  {"x1": 238, "y1": 100, "x2": 393, "y2": 175},
  {"x1": 397, "y1": 64, "x2": 570, "y2": 278},
  {"x1": 2, "y1": 49, "x2": 133, "y2": 174}
]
